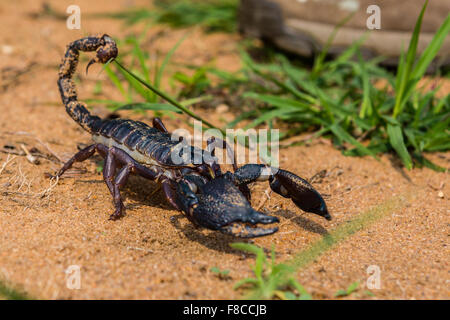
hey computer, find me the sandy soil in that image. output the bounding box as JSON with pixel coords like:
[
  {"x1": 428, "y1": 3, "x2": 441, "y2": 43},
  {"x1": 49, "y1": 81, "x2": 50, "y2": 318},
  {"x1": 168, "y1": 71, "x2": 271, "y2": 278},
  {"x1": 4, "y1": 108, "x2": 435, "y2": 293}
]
[{"x1": 0, "y1": 0, "x2": 448, "y2": 299}]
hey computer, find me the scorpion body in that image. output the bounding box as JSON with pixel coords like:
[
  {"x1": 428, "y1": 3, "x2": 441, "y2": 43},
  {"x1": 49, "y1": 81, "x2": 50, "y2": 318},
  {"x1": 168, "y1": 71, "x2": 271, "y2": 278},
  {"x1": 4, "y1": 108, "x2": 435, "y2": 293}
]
[{"x1": 54, "y1": 34, "x2": 331, "y2": 238}]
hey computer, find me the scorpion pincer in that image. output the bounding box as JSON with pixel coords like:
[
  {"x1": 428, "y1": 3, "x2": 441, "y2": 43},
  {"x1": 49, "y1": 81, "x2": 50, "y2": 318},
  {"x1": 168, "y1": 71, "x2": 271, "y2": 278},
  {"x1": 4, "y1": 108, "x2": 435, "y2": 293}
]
[{"x1": 54, "y1": 34, "x2": 331, "y2": 238}]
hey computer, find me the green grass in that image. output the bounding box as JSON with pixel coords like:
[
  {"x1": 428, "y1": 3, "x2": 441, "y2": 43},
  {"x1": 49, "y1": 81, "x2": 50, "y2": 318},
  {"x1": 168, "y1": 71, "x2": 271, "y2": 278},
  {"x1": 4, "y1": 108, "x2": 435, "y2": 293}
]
[
  {"x1": 334, "y1": 281, "x2": 359, "y2": 298},
  {"x1": 230, "y1": 193, "x2": 409, "y2": 299},
  {"x1": 289, "y1": 194, "x2": 407, "y2": 270},
  {"x1": 95, "y1": 1, "x2": 449, "y2": 171},
  {"x1": 209, "y1": 0, "x2": 449, "y2": 171},
  {"x1": 103, "y1": 0, "x2": 239, "y2": 33},
  {"x1": 210, "y1": 267, "x2": 230, "y2": 280},
  {"x1": 86, "y1": 33, "x2": 217, "y2": 127},
  {"x1": 229, "y1": 243, "x2": 312, "y2": 300},
  {"x1": 86, "y1": 33, "x2": 186, "y2": 114}
]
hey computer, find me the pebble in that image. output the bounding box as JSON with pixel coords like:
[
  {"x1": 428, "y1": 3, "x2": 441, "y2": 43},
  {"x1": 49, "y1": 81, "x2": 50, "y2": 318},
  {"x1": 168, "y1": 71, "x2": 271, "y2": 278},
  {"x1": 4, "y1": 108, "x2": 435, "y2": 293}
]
[
  {"x1": 1, "y1": 45, "x2": 13, "y2": 55},
  {"x1": 216, "y1": 104, "x2": 229, "y2": 113}
]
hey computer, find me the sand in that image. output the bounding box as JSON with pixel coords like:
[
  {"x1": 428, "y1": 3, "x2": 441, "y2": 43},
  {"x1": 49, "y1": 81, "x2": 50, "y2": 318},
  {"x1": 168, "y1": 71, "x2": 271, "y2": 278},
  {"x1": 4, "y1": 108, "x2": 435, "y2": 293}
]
[{"x1": 0, "y1": 0, "x2": 448, "y2": 299}]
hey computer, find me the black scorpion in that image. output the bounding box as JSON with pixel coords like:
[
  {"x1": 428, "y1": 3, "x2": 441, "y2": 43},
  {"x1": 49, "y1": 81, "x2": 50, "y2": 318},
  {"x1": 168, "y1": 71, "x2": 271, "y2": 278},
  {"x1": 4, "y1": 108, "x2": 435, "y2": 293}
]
[{"x1": 54, "y1": 34, "x2": 331, "y2": 238}]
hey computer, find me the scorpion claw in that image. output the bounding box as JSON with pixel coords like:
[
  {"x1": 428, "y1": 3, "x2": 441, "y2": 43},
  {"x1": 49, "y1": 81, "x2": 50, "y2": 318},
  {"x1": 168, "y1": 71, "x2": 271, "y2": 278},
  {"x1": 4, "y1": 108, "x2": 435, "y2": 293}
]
[
  {"x1": 220, "y1": 224, "x2": 279, "y2": 238},
  {"x1": 233, "y1": 165, "x2": 331, "y2": 221},
  {"x1": 249, "y1": 211, "x2": 279, "y2": 225},
  {"x1": 271, "y1": 169, "x2": 331, "y2": 220}
]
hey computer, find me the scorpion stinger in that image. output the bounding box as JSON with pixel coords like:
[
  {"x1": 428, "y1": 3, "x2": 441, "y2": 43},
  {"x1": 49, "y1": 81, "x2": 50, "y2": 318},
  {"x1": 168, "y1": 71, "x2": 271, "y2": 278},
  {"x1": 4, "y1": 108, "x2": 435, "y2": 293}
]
[
  {"x1": 53, "y1": 34, "x2": 330, "y2": 237},
  {"x1": 86, "y1": 34, "x2": 118, "y2": 75}
]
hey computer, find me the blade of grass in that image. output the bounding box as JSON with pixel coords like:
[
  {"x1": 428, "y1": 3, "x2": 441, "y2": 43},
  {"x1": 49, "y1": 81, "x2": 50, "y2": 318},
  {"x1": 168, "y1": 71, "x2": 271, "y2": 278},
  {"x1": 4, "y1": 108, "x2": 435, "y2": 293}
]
[
  {"x1": 243, "y1": 92, "x2": 317, "y2": 112},
  {"x1": 241, "y1": 50, "x2": 318, "y2": 105},
  {"x1": 131, "y1": 37, "x2": 151, "y2": 84},
  {"x1": 112, "y1": 102, "x2": 181, "y2": 112},
  {"x1": 393, "y1": 0, "x2": 427, "y2": 117},
  {"x1": 387, "y1": 124, "x2": 413, "y2": 169},
  {"x1": 410, "y1": 13, "x2": 450, "y2": 81},
  {"x1": 397, "y1": 12, "x2": 450, "y2": 111},
  {"x1": 290, "y1": 194, "x2": 409, "y2": 270},
  {"x1": 104, "y1": 64, "x2": 131, "y2": 102},
  {"x1": 312, "y1": 12, "x2": 355, "y2": 77},
  {"x1": 114, "y1": 60, "x2": 225, "y2": 135},
  {"x1": 392, "y1": 1, "x2": 449, "y2": 118},
  {"x1": 154, "y1": 33, "x2": 189, "y2": 90},
  {"x1": 329, "y1": 123, "x2": 377, "y2": 158},
  {"x1": 359, "y1": 52, "x2": 373, "y2": 118}
]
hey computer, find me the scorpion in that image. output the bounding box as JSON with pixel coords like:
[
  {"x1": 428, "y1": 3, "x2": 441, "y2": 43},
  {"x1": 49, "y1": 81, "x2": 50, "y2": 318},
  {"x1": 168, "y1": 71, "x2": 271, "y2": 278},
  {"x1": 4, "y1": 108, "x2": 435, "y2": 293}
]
[{"x1": 54, "y1": 34, "x2": 331, "y2": 238}]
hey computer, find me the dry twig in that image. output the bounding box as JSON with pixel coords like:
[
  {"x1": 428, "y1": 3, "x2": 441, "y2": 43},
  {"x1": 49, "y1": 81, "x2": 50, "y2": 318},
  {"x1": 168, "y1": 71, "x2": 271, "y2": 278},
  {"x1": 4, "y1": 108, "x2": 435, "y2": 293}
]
[
  {"x1": 0, "y1": 154, "x2": 16, "y2": 175},
  {"x1": 20, "y1": 144, "x2": 40, "y2": 165}
]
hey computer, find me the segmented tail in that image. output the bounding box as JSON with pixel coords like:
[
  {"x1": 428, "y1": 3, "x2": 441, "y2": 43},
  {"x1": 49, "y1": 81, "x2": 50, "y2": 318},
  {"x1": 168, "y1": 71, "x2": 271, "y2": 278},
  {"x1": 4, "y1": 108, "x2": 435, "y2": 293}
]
[{"x1": 57, "y1": 34, "x2": 118, "y2": 133}]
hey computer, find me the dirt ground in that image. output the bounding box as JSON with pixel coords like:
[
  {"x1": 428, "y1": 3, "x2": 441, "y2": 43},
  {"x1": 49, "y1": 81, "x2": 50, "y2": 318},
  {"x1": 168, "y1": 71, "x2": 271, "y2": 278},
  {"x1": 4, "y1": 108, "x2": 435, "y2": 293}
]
[{"x1": 0, "y1": 0, "x2": 448, "y2": 300}]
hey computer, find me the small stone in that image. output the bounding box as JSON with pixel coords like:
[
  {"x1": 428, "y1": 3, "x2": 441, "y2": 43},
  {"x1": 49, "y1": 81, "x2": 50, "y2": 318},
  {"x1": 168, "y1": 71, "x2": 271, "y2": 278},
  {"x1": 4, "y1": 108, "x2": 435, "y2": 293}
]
[
  {"x1": 438, "y1": 191, "x2": 444, "y2": 198},
  {"x1": 1, "y1": 45, "x2": 13, "y2": 55},
  {"x1": 216, "y1": 104, "x2": 229, "y2": 113}
]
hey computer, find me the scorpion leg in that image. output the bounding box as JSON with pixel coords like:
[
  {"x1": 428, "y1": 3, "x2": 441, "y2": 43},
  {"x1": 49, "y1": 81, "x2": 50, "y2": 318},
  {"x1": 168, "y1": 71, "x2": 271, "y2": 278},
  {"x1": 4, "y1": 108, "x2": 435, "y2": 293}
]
[
  {"x1": 207, "y1": 136, "x2": 251, "y2": 200},
  {"x1": 206, "y1": 136, "x2": 237, "y2": 171},
  {"x1": 174, "y1": 179, "x2": 200, "y2": 225},
  {"x1": 102, "y1": 145, "x2": 164, "y2": 220},
  {"x1": 161, "y1": 179, "x2": 181, "y2": 211},
  {"x1": 152, "y1": 117, "x2": 169, "y2": 133},
  {"x1": 53, "y1": 144, "x2": 97, "y2": 178},
  {"x1": 54, "y1": 143, "x2": 126, "y2": 220},
  {"x1": 101, "y1": 147, "x2": 122, "y2": 219},
  {"x1": 122, "y1": 157, "x2": 187, "y2": 213},
  {"x1": 102, "y1": 147, "x2": 116, "y2": 197},
  {"x1": 109, "y1": 164, "x2": 132, "y2": 220}
]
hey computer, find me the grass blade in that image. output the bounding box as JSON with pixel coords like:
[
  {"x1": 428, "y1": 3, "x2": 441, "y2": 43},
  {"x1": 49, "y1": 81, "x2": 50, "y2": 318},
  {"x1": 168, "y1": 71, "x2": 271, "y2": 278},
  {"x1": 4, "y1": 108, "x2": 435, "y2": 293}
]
[
  {"x1": 113, "y1": 102, "x2": 181, "y2": 112},
  {"x1": 155, "y1": 33, "x2": 188, "y2": 90},
  {"x1": 387, "y1": 124, "x2": 413, "y2": 169},
  {"x1": 393, "y1": 0, "x2": 428, "y2": 118},
  {"x1": 104, "y1": 64, "x2": 130, "y2": 102},
  {"x1": 411, "y1": 13, "x2": 450, "y2": 81},
  {"x1": 243, "y1": 93, "x2": 315, "y2": 111},
  {"x1": 359, "y1": 53, "x2": 373, "y2": 118},
  {"x1": 114, "y1": 60, "x2": 224, "y2": 135},
  {"x1": 312, "y1": 12, "x2": 355, "y2": 77},
  {"x1": 329, "y1": 123, "x2": 377, "y2": 158}
]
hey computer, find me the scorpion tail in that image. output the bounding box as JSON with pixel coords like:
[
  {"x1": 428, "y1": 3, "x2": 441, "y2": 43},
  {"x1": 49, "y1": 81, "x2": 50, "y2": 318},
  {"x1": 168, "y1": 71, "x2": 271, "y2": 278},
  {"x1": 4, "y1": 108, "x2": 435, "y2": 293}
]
[{"x1": 57, "y1": 34, "x2": 118, "y2": 133}]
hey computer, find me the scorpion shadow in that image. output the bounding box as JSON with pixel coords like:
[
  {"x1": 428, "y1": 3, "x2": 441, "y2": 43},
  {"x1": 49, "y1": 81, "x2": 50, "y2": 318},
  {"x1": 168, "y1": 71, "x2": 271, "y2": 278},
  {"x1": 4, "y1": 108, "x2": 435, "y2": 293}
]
[
  {"x1": 169, "y1": 214, "x2": 247, "y2": 255},
  {"x1": 167, "y1": 209, "x2": 330, "y2": 253},
  {"x1": 121, "y1": 175, "x2": 173, "y2": 210},
  {"x1": 85, "y1": 173, "x2": 328, "y2": 252},
  {"x1": 119, "y1": 176, "x2": 249, "y2": 255},
  {"x1": 273, "y1": 209, "x2": 329, "y2": 236}
]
